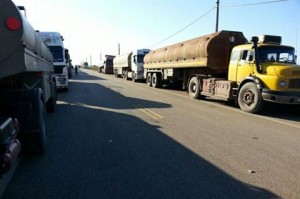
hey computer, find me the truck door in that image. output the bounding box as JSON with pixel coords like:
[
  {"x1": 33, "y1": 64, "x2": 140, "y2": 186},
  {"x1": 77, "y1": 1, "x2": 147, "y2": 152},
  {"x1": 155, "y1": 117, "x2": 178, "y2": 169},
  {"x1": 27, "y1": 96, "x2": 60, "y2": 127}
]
[
  {"x1": 228, "y1": 50, "x2": 241, "y2": 81},
  {"x1": 228, "y1": 50, "x2": 255, "y2": 83}
]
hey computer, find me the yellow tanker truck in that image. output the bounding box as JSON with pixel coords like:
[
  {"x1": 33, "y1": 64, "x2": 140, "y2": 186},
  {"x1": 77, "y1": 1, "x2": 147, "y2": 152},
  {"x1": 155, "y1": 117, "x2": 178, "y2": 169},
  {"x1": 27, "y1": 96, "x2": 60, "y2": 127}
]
[{"x1": 144, "y1": 30, "x2": 300, "y2": 113}]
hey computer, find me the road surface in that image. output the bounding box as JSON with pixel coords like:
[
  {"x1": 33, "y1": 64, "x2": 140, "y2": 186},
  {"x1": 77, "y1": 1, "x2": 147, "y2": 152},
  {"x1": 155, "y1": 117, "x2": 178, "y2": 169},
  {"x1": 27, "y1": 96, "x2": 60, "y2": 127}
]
[{"x1": 2, "y1": 68, "x2": 300, "y2": 199}]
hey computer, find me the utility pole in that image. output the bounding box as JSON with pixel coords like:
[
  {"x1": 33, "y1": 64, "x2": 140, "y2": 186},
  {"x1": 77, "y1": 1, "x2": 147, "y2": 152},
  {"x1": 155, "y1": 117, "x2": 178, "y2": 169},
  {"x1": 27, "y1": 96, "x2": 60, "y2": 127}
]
[
  {"x1": 215, "y1": 0, "x2": 220, "y2": 32},
  {"x1": 118, "y1": 43, "x2": 120, "y2": 55},
  {"x1": 90, "y1": 55, "x2": 92, "y2": 67}
]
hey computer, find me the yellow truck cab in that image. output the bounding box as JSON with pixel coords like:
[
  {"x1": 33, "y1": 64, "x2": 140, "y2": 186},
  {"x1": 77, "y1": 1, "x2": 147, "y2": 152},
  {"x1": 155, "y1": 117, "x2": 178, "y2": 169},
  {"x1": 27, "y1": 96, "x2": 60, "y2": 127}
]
[{"x1": 229, "y1": 35, "x2": 300, "y2": 112}]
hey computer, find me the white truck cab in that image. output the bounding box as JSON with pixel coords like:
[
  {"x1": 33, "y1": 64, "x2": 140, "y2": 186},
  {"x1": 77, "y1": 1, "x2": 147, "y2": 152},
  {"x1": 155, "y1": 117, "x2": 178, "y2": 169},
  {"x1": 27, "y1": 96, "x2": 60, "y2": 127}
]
[{"x1": 37, "y1": 32, "x2": 69, "y2": 91}]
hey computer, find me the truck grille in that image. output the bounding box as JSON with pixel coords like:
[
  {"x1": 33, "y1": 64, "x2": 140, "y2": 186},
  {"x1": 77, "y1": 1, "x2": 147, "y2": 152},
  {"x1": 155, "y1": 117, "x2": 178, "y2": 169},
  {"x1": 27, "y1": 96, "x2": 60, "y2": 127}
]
[{"x1": 289, "y1": 79, "x2": 300, "y2": 88}]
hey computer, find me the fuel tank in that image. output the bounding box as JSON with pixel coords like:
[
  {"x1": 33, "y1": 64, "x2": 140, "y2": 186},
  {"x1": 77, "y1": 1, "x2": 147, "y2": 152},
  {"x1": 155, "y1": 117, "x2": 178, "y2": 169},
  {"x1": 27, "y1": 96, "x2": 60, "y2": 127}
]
[
  {"x1": 144, "y1": 31, "x2": 247, "y2": 73},
  {"x1": 0, "y1": 0, "x2": 53, "y2": 79}
]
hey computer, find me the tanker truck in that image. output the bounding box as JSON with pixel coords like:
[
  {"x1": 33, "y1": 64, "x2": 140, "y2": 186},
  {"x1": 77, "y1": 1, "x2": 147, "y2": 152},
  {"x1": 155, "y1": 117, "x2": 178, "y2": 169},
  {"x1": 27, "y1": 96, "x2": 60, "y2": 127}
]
[
  {"x1": 0, "y1": 0, "x2": 56, "y2": 163},
  {"x1": 37, "y1": 31, "x2": 69, "y2": 91},
  {"x1": 113, "y1": 49, "x2": 150, "y2": 81},
  {"x1": 144, "y1": 30, "x2": 300, "y2": 113}
]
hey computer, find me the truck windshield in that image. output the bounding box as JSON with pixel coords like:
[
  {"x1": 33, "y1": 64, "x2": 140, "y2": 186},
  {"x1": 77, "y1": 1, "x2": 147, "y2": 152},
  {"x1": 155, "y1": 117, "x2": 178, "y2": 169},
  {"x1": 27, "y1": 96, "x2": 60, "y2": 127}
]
[
  {"x1": 48, "y1": 46, "x2": 64, "y2": 62},
  {"x1": 54, "y1": 65, "x2": 64, "y2": 74},
  {"x1": 106, "y1": 60, "x2": 113, "y2": 65},
  {"x1": 258, "y1": 46, "x2": 296, "y2": 64}
]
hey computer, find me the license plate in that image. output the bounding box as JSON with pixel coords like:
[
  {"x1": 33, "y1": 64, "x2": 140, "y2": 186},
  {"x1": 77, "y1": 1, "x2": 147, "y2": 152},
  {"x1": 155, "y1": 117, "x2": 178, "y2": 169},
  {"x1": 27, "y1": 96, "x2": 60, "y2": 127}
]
[{"x1": 58, "y1": 78, "x2": 65, "y2": 81}]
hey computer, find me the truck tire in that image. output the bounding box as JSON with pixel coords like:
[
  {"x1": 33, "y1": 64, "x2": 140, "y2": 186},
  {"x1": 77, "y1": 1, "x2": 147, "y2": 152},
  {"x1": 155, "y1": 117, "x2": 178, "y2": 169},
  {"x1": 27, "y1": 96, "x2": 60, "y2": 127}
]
[
  {"x1": 132, "y1": 72, "x2": 136, "y2": 82},
  {"x1": 152, "y1": 73, "x2": 161, "y2": 88},
  {"x1": 20, "y1": 97, "x2": 47, "y2": 155},
  {"x1": 46, "y1": 81, "x2": 57, "y2": 113},
  {"x1": 46, "y1": 97, "x2": 56, "y2": 113},
  {"x1": 124, "y1": 71, "x2": 128, "y2": 80},
  {"x1": 34, "y1": 99, "x2": 47, "y2": 154},
  {"x1": 238, "y1": 82, "x2": 264, "y2": 113},
  {"x1": 146, "y1": 73, "x2": 152, "y2": 87},
  {"x1": 188, "y1": 77, "x2": 201, "y2": 99}
]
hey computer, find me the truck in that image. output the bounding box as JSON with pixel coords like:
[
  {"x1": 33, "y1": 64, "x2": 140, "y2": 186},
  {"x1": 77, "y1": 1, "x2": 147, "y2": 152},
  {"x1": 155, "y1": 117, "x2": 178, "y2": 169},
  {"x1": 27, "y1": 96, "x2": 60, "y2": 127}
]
[
  {"x1": 144, "y1": 30, "x2": 300, "y2": 113},
  {"x1": 0, "y1": 0, "x2": 56, "y2": 172},
  {"x1": 99, "y1": 55, "x2": 115, "y2": 74},
  {"x1": 37, "y1": 31, "x2": 69, "y2": 91},
  {"x1": 113, "y1": 49, "x2": 150, "y2": 82}
]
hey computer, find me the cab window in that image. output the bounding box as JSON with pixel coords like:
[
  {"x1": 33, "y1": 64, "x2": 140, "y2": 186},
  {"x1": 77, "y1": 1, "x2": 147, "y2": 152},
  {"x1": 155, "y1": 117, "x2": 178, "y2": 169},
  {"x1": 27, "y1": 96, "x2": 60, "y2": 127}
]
[
  {"x1": 241, "y1": 50, "x2": 254, "y2": 61},
  {"x1": 230, "y1": 51, "x2": 240, "y2": 63}
]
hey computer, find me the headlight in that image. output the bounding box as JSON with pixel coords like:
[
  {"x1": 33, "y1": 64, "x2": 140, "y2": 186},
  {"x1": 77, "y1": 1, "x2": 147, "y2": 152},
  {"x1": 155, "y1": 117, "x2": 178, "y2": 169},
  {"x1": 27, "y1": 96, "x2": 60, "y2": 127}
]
[{"x1": 278, "y1": 80, "x2": 288, "y2": 88}]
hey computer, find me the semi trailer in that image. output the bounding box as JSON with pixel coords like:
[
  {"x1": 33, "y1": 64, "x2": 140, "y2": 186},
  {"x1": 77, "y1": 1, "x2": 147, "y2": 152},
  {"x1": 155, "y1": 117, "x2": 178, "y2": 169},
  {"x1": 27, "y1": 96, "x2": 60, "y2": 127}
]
[
  {"x1": 113, "y1": 49, "x2": 150, "y2": 81},
  {"x1": 37, "y1": 31, "x2": 69, "y2": 91},
  {"x1": 0, "y1": 0, "x2": 56, "y2": 172},
  {"x1": 144, "y1": 30, "x2": 300, "y2": 113}
]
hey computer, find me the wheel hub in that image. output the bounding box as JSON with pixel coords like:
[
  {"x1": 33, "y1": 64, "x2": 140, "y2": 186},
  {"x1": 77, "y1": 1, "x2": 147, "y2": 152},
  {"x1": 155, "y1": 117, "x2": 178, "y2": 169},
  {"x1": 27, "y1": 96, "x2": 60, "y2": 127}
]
[{"x1": 243, "y1": 90, "x2": 254, "y2": 106}]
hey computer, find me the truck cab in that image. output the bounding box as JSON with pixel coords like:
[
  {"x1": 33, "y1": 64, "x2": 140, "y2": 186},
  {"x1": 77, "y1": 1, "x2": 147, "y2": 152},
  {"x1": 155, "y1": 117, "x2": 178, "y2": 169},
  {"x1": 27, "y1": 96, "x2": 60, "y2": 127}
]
[
  {"x1": 37, "y1": 32, "x2": 69, "y2": 91},
  {"x1": 132, "y1": 49, "x2": 150, "y2": 81},
  {"x1": 228, "y1": 35, "x2": 300, "y2": 112}
]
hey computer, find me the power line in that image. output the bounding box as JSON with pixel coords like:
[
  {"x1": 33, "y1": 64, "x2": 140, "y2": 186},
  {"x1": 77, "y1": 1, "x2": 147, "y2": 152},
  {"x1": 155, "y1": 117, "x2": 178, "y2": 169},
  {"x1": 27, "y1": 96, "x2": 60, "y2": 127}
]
[
  {"x1": 222, "y1": 0, "x2": 288, "y2": 8},
  {"x1": 147, "y1": 7, "x2": 215, "y2": 48},
  {"x1": 147, "y1": 0, "x2": 287, "y2": 49}
]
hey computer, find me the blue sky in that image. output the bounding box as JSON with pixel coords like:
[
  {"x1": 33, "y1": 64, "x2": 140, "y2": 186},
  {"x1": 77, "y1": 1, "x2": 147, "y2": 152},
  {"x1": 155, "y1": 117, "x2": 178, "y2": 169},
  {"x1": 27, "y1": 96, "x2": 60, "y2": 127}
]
[{"x1": 12, "y1": 0, "x2": 300, "y2": 65}]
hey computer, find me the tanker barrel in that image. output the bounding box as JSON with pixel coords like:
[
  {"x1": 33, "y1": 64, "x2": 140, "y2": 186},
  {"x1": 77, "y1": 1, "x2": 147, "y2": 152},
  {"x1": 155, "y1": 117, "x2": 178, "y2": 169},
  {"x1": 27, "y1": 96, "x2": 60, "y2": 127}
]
[
  {"x1": 113, "y1": 52, "x2": 133, "y2": 69},
  {"x1": 0, "y1": 0, "x2": 53, "y2": 63},
  {"x1": 144, "y1": 31, "x2": 247, "y2": 73}
]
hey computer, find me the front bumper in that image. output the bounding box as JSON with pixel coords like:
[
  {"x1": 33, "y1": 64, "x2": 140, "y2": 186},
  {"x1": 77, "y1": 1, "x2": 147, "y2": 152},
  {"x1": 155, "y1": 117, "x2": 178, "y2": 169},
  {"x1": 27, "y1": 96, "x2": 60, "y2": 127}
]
[
  {"x1": 55, "y1": 76, "x2": 68, "y2": 87},
  {"x1": 262, "y1": 89, "x2": 300, "y2": 104}
]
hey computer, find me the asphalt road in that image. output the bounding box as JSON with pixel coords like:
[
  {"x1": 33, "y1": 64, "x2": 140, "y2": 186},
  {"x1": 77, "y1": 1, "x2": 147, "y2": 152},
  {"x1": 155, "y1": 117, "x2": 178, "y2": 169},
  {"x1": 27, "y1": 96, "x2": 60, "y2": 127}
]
[{"x1": 2, "y1": 69, "x2": 300, "y2": 199}]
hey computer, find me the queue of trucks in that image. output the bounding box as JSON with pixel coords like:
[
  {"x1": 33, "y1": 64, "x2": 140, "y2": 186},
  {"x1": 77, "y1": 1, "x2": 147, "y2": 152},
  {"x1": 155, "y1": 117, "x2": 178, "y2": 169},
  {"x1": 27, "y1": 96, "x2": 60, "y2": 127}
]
[
  {"x1": 1, "y1": 0, "x2": 300, "y2": 178},
  {"x1": 108, "y1": 31, "x2": 300, "y2": 113},
  {"x1": 0, "y1": 0, "x2": 71, "y2": 176}
]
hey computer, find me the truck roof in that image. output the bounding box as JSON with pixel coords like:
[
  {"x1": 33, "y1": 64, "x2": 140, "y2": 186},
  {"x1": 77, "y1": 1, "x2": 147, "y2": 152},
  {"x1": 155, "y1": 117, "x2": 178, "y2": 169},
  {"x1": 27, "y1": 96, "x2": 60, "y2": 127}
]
[
  {"x1": 37, "y1": 31, "x2": 64, "y2": 46},
  {"x1": 233, "y1": 43, "x2": 295, "y2": 51}
]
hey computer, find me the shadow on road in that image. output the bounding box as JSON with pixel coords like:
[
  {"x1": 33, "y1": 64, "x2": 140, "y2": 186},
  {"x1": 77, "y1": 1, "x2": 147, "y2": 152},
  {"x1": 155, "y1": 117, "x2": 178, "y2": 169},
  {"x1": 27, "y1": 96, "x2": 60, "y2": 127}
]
[
  {"x1": 2, "y1": 69, "x2": 279, "y2": 199},
  {"x1": 61, "y1": 70, "x2": 172, "y2": 110}
]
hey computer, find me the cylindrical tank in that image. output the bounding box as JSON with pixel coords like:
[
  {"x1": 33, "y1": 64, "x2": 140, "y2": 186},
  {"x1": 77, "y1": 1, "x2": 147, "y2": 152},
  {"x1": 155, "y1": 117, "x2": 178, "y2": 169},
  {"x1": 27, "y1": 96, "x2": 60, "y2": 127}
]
[
  {"x1": 0, "y1": 0, "x2": 53, "y2": 78},
  {"x1": 113, "y1": 52, "x2": 133, "y2": 69},
  {"x1": 144, "y1": 31, "x2": 247, "y2": 73}
]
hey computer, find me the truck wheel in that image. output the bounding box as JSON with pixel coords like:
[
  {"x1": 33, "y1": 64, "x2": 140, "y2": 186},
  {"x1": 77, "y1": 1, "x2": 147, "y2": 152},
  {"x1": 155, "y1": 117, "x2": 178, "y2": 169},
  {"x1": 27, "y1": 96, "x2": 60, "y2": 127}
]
[
  {"x1": 188, "y1": 77, "x2": 201, "y2": 99},
  {"x1": 146, "y1": 73, "x2": 152, "y2": 87},
  {"x1": 124, "y1": 72, "x2": 128, "y2": 80},
  {"x1": 238, "y1": 82, "x2": 264, "y2": 113},
  {"x1": 132, "y1": 72, "x2": 136, "y2": 82},
  {"x1": 22, "y1": 99, "x2": 47, "y2": 155},
  {"x1": 46, "y1": 97, "x2": 56, "y2": 113},
  {"x1": 35, "y1": 100, "x2": 47, "y2": 154},
  {"x1": 152, "y1": 73, "x2": 161, "y2": 88}
]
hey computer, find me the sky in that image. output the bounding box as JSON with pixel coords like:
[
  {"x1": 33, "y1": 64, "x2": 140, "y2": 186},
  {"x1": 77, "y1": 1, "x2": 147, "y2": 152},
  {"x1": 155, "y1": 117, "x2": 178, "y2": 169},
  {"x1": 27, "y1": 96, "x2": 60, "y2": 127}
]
[{"x1": 11, "y1": 0, "x2": 300, "y2": 65}]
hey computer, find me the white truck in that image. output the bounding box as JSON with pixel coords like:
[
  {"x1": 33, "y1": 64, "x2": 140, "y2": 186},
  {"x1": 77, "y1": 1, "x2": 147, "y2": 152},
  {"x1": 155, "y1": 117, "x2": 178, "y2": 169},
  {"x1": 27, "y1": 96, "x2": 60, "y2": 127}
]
[
  {"x1": 113, "y1": 49, "x2": 150, "y2": 81},
  {"x1": 37, "y1": 32, "x2": 69, "y2": 91},
  {"x1": 0, "y1": 0, "x2": 57, "y2": 170}
]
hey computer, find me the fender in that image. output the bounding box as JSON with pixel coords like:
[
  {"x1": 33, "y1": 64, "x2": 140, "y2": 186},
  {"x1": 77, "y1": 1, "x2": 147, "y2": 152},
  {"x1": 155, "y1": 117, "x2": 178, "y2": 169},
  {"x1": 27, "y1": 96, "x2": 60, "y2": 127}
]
[{"x1": 238, "y1": 76, "x2": 264, "y2": 93}]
